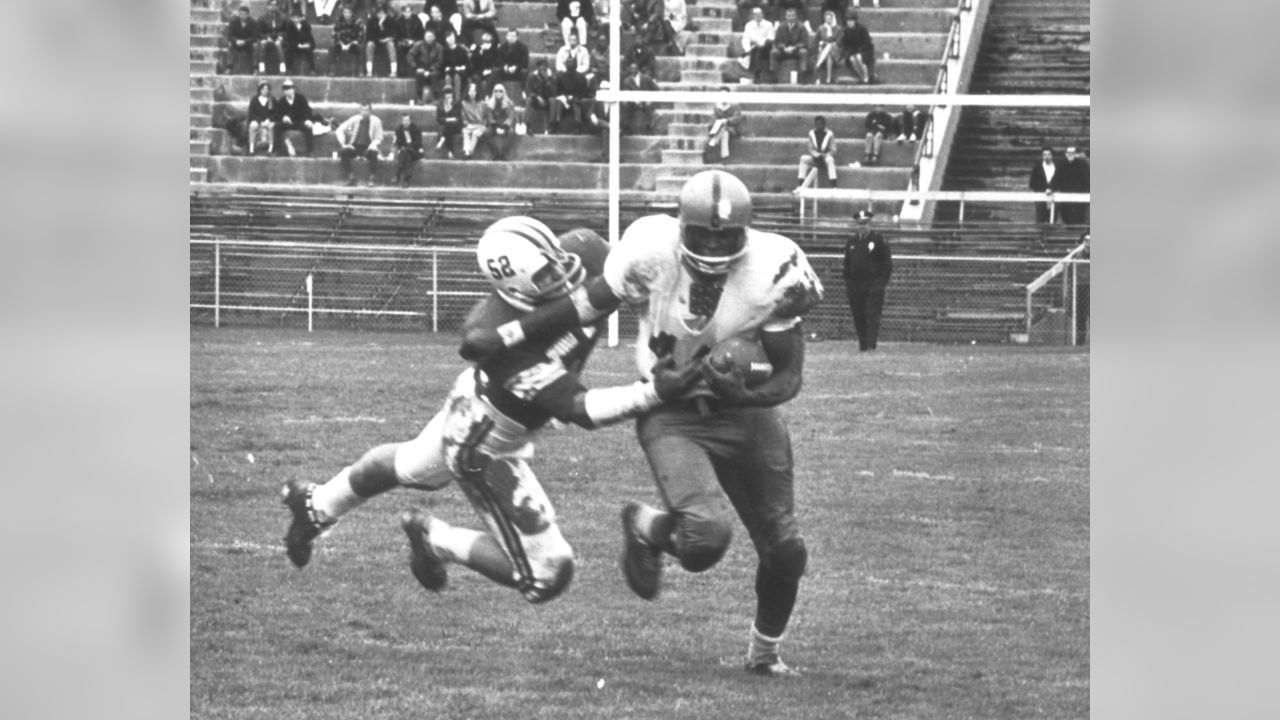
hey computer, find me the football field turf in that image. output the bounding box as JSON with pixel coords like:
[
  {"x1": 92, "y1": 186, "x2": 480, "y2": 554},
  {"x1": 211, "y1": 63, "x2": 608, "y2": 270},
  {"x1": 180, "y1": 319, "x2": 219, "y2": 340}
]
[{"x1": 191, "y1": 327, "x2": 1088, "y2": 719}]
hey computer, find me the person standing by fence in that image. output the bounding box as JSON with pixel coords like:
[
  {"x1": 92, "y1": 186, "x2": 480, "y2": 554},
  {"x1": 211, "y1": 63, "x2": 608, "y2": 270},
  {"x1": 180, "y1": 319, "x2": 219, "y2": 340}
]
[{"x1": 842, "y1": 209, "x2": 892, "y2": 351}]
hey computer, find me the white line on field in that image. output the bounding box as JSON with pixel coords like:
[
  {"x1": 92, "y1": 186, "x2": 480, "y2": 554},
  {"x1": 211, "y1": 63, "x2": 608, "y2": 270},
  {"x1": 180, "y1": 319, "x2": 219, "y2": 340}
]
[
  {"x1": 863, "y1": 574, "x2": 1084, "y2": 599},
  {"x1": 282, "y1": 415, "x2": 387, "y2": 424},
  {"x1": 193, "y1": 539, "x2": 283, "y2": 554},
  {"x1": 891, "y1": 469, "x2": 958, "y2": 481}
]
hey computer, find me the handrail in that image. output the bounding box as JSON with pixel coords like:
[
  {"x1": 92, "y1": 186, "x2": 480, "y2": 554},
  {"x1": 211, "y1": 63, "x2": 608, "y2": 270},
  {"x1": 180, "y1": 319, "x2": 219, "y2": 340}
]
[{"x1": 1024, "y1": 238, "x2": 1089, "y2": 340}]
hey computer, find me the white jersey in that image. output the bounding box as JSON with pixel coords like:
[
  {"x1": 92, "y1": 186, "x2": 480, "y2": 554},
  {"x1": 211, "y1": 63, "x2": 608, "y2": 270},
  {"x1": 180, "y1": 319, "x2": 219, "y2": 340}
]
[{"x1": 603, "y1": 214, "x2": 823, "y2": 387}]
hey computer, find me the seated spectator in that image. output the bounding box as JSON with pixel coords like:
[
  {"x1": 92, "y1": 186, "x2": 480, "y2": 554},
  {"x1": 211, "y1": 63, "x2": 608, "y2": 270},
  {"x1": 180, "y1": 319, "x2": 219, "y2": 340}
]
[
  {"x1": 797, "y1": 115, "x2": 837, "y2": 187},
  {"x1": 440, "y1": 30, "x2": 472, "y2": 101},
  {"x1": 396, "y1": 2, "x2": 426, "y2": 75},
  {"x1": 423, "y1": 4, "x2": 455, "y2": 42},
  {"x1": 839, "y1": 12, "x2": 875, "y2": 84},
  {"x1": 460, "y1": 0, "x2": 498, "y2": 48},
  {"x1": 225, "y1": 5, "x2": 258, "y2": 75},
  {"x1": 470, "y1": 31, "x2": 501, "y2": 95},
  {"x1": 859, "y1": 104, "x2": 893, "y2": 165},
  {"x1": 487, "y1": 84, "x2": 517, "y2": 160},
  {"x1": 312, "y1": 0, "x2": 341, "y2": 24},
  {"x1": 435, "y1": 86, "x2": 464, "y2": 156},
  {"x1": 704, "y1": 87, "x2": 743, "y2": 162},
  {"x1": 620, "y1": 61, "x2": 658, "y2": 135},
  {"x1": 336, "y1": 101, "x2": 385, "y2": 186},
  {"x1": 272, "y1": 78, "x2": 316, "y2": 156},
  {"x1": 284, "y1": 9, "x2": 317, "y2": 75},
  {"x1": 331, "y1": 5, "x2": 364, "y2": 77},
  {"x1": 821, "y1": 0, "x2": 850, "y2": 24},
  {"x1": 523, "y1": 59, "x2": 556, "y2": 135},
  {"x1": 554, "y1": 30, "x2": 591, "y2": 76},
  {"x1": 498, "y1": 28, "x2": 530, "y2": 87},
  {"x1": 552, "y1": 49, "x2": 591, "y2": 133},
  {"x1": 585, "y1": 32, "x2": 608, "y2": 87},
  {"x1": 587, "y1": 80, "x2": 610, "y2": 161},
  {"x1": 256, "y1": 1, "x2": 289, "y2": 75},
  {"x1": 813, "y1": 10, "x2": 842, "y2": 84},
  {"x1": 770, "y1": 7, "x2": 810, "y2": 84},
  {"x1": 460, "y1": 82, "x2": 492, "y2": 158},
  {"x1": 408, "y1": 28, "x2": 445, "y2": 104},
  {"x1": 662, "y1": 0, "x2": 694, "y2": 56},
  {"x1": 557, "y1": 0, "x2": 595, "y2": 49},
  {"x1": 365, "y1": 4, "x2": 401, "y2": 77},
  {"x1": 740, "y1": 6, "x2": 775, "y2": 83},
  {"x1": 626, "y1": 34, "x2": 657, "y2": 77},
  {"x1": 246, "y1": 81, "x2": 277, "y2": 155},
  {"x1": 896, "y1": 104, "x2": 928, "y2": 142},
  {"x1": 1059, "y1": 145, "x2": 1090, "y2": 225},
  {"x1": 392, "y1": 112, "x2": 424, "y2": 186},
  {"x1": 436, "y1": 0, "x2": 464, "y2": 38}
]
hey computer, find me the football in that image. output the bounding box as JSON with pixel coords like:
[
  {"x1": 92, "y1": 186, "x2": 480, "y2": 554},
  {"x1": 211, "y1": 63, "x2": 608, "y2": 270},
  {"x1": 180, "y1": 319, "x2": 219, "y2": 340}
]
[{"x1": 706, "y1": 336, "x2": 773, "y2": 387}]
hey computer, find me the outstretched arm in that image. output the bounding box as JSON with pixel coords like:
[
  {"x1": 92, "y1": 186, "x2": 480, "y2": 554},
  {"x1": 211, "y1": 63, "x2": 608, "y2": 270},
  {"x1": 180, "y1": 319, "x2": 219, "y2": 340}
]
[{"x1": 460, "y1": 275, "x2": 622, "y2": 361}]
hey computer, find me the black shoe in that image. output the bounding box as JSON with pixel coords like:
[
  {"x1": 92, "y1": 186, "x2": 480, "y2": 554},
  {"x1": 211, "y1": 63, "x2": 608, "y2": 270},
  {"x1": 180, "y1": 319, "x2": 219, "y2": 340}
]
[
  {"x1": 280, "y1": 480, "x2": 334, "y2": 568},
  {"x1": 401, "y1": 508, "x2": 448, "y2": 592},
  {"x1": 619, "y1": 502, "x2": 662, "y2": 600}
]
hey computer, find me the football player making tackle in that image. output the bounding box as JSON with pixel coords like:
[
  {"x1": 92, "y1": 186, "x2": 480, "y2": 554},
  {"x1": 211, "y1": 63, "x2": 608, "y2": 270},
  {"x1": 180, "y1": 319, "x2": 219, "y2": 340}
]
[
  {"x1": 280, "y1": 217, "x2": 702, "y2": 604},
  {"x1": 463, "y1": 170, "x2": 824, "y2": 676}
]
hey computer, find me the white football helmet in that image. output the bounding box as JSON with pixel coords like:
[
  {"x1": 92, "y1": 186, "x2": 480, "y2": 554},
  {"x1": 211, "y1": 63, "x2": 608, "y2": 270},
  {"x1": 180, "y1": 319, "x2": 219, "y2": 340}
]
[
  {"x1": 476, "y1": 216, "x2": 584, "y2": 311},
  {"x1": 678, "y1": 170, "x2": 752, "y2": 276}
]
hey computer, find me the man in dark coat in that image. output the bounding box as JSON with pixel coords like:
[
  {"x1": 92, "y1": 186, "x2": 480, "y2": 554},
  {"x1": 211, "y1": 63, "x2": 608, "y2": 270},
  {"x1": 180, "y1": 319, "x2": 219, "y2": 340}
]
[
  {"x1": 1029, "y1": 146, "x2": 1061, "y2": 224},
  {"x1": 271, "y1": 78, "x2": 315, "y2": 156},
  {"x1": 392, "y1": 113, "x2": 425, "y2": 187},
  {"x1": 842, "y1": 209, "x2": 893, "y2": 351},
  {"x1": 1058, "y1": 146, "x2": 1090, "y2": 225},
  {"x1": 225, "y1": 5, "x2": 258, "y2": 74},
  {"x1": 283, "y1": 9, "x2": 316, "y2": 75}
]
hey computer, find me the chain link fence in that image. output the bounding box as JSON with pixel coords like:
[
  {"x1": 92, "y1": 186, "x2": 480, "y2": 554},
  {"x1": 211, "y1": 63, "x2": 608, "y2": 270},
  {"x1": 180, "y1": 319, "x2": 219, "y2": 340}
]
[{"x1": 191, "y1": 238, "x2": 1088, "y2": 345}]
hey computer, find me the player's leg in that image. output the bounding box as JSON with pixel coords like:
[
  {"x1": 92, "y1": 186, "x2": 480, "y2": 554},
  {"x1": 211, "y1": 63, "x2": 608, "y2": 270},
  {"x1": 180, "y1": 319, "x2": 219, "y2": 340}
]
[{"x1": 711, "y1": 407, "x2": 806, "y2": 676}]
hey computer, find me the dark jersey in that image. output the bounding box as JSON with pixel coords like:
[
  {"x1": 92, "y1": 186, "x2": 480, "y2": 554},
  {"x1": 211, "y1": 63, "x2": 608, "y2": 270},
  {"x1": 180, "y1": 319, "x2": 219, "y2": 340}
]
[{"x1": 460, "y1": 293, "x2": 605, "y2": 430}]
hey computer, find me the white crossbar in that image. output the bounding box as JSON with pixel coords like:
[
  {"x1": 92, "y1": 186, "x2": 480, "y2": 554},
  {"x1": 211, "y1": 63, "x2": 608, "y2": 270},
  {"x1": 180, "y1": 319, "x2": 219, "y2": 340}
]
[{"x1": 594, "y1": 90, "x2": 1090, "y2": 107}]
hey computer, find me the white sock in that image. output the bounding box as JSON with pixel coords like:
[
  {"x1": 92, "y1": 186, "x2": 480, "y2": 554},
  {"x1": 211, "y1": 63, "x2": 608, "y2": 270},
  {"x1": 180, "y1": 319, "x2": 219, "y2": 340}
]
[
  {"x1": 310, "y1": 467, "x2": 366, "y2": 521},
  {"x1": 427, "y1": 518, "x2": 484, "y2": 564},
  {"x1": 747, "y1": 624, "x2": 784, "y2": 663},
  {"x1": 633, "y1": 502, "x2": 669, "y2": 546}
]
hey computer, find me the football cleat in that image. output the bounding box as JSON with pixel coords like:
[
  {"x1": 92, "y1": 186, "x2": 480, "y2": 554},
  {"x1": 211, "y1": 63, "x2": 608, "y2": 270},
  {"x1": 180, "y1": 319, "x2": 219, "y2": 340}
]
[
  {"x1": 401, "y1": 508, "x2": 449, "y2": 592},
  {"x1": 745, "y1": 656, "x2": 802, "y2": 678},
  {"x1": 281, "y1": 479, "x2": 334, "y2": 569},
  {"x1": 619, "y1": 502, "x2": 662, "y2": 600}
]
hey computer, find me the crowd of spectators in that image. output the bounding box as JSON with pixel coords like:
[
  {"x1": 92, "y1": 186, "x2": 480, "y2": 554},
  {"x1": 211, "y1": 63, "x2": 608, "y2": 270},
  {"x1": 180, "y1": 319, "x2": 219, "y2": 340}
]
[{"x1": 727, "y1": 2, "x2": 879, "y2": 85}]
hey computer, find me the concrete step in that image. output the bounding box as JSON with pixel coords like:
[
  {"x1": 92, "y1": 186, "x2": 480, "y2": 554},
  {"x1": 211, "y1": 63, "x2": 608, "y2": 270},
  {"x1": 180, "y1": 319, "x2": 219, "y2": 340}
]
[
  {"x1": 190, "y1": 85, "x2": 213, "y2": 100},
  {"x1": 191, "y1": 139, "x2": 211, "y2": 157},
  {"x1": 657, "y1": 136, "x2": 919, "y2": 166},
  {"x1": 660, "y1": 149, "x2": 704, "y2": 165},
  {"x1": 190, "y1": 33, "x2": 221, "y2": 48},
  {"x1": 191, "y1": 60, "x2": 217, "y2": 75},
  {"x1": 191, "y1": 113, "x2": 213, "y2": 128},
  {"x1": 190, "y1": 166, "x2": 209, "y2": 183},
  {"x1": 191, "y1": 99, "x2": 213, "y2": 115},
  {"x1": 205, "y1": 155, "x2": 910, "y2": 193},
  {"x1": 190, "y1": 8, "x2": 221, "y2": 22}
]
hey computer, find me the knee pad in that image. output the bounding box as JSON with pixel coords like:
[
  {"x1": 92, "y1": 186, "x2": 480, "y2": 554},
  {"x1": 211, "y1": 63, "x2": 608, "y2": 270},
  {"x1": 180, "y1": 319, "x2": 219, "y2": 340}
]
[
  {"x1": 762, "y1": 535, "x2": 808, "y2": 582},
  {"x1": 673, "y1": 512, "x2": 732, "y2": 573},
  {"x1": 523, "y1": 554, "x2": 575, "y2": 605}
]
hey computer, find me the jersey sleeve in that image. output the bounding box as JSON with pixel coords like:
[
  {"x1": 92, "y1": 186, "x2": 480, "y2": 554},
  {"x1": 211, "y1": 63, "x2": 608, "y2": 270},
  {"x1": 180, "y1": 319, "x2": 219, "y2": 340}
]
[
  {"x1": 602, "y1": 214, "x2": 674, "y2": 305},
  {"x1": 761, "y1": 236, "x2": 824, "y2": 332}
]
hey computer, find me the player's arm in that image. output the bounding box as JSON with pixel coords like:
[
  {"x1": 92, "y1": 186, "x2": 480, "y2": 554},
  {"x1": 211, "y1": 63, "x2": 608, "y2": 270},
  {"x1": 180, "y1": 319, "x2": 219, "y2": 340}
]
[
  {"x1": 702, "y1": 325, "x2": 806, "y2": 408},
  {"x1": 535, "y1": 354, "x2": 705, "y2": 429},
  {"x1": 460, "y1": 275, "x2": 622, "y2": 361}
]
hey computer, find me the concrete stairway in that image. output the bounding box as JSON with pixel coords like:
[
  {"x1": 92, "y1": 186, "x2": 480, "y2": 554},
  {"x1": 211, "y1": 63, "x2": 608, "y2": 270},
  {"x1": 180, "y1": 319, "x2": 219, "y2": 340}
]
[{"x1": 190, "y1": 0, "x2": 226, "y2": 182}]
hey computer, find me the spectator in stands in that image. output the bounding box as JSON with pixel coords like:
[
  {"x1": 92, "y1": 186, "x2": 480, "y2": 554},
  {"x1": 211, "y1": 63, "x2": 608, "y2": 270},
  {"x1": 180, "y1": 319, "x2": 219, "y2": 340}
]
[
  {"x1": 256, "y1": 1, "x2": 289, "y2": 75},
  {"x1": 620, "y1": 61, "x2": 659, "y2": 135},
  {"x1": 585, "y1": 31, "x2": 609, "y2": 87},
  {"x1": 436, "y1": 86, "x2": 464, "y2": 156},
  {"x1": 409, "y1": 28, "x2": 445, "y2": 104},
  {"x1": 436, "y1": 0, "x2": 464, "y2": 38},
  {"x1": 365, "y1": 3, "x2": 401, "y2": 77},
  {"x1": 460, "y1": 0, "x2": 498, "y2": 48},
  {"x1": 770, "y1": 7, "x2": 810, "y2": 84},
  {"x1": 396, "y1": 2, "x2": 426, "y2": 75},
  {"x1": 797, "y1": 115, "x2": 837, "y2": 187},
  {"x1": 896, "y1": 105, "x2": 928, "y2": 142},
  {"x1": 331, "y1": 5, "x2": 364, "y2": 77},
  {"x1": 821, "y1": 0, "x2": 850, "y2": 24},
  {"x1": 662, "y1": 0, "x2": 694, "y2": 55},
  {"x1": 487, "y1": 84, "x2": 517, "y2": 160},
  {"x1": 392, "y1": 112, "x2": 425, "y2": 186},
  {"x1": 813, "y1": 10, "x2": 842, "y2": 84},
  {"x1": 498, "y1": 28, "x2": 530, "y2": 87},
  {"x1": 336, "y1": 101, "x2": 385, "y2": 186},
  {"x1": 313, "y1": 0, "x2": 341, "y2": 24},
  {"x1": 246, "y1": 81, "x2": 277, "y2": 155},
  {"x1": 740, "y1": 5, "x2": 775, "y2": 84},
  {"x1": 586, "y1": 80, "x2": 611, "y2": 161},
  {"x1": 284, "y1": 9, "x2": 317, "y2": 75},
  {"x1": 460, "y1": 82, "x2": 492, "y2": 158},
  {"x1": 225, "y1": 5, "x2": 258, "y2": 74},
  {"x1": 1059, "y1": 146, "x2": 1089, "y2": 225},
  {"x1": 859, "y1": 104, "x2": 893, "y2": 165},
  {"x1": 626, "y1": 34, "x2": 658, "y2": 77},
  {"x1": 704, "y1": 87, "x2": 743, "y2": 162},
  {"x1": 470, "y1": 31, "x2": 501, "y2": 95},
  {"x1": 441, "y1": 30, "x2": 472, "y2": 100},
  {"x1": 552, "y1": 38, "x2": 591, "y2": 133},
  {"x1": 523, "y1": 59, "x2": 556, "y2": 135},
  {"x1": 557, "y1": 0, "x2": 595, "y2": 49},
  {"x1": 1028, "y1": 146, "x2": 1060, "y2": 224},
  {"x1": 272, "y1": 79, "x2": 316, "y2": 156},
  {"x1": 839, "y1": 12, "x2": 874, "y2": 84},
  {"x1": 423, "y1": 4, "x2": 454, "y2": 41}
]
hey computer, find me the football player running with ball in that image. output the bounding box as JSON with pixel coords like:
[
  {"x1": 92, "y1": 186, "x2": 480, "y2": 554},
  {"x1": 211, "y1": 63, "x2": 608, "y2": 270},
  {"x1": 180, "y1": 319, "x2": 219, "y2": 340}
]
[
  {"x1": 463, "y1": 171, "x2": 824, "y2": 675},
  {"x1": 280, "y1": 218, "x2": 702, "y2": 604}
]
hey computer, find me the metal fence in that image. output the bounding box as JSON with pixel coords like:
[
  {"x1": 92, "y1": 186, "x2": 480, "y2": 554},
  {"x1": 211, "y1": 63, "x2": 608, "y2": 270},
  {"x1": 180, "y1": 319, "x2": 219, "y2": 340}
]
[{"x1": 190, "y1": 239, "x2": 1088, "y2": 345}]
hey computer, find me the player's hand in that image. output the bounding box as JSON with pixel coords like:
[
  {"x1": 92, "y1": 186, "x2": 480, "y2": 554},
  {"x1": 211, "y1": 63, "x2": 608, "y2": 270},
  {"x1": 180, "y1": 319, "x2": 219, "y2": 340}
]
[
  {"x1": 700, "y1": 356, "x2": 755, "y2": 404},
  {"x1": 650, "y1": 352, "x2": 705, "y2": 402}
]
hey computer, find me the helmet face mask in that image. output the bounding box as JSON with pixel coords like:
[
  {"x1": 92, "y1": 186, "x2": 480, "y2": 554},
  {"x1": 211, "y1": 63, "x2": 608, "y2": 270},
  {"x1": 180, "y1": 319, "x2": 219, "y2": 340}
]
[
  {"x1": 678, "y1": 170, "x2": 751, "y2": 276},
  {"x1": 477, "y1": 217, "x2": 584, "y2": 311}
]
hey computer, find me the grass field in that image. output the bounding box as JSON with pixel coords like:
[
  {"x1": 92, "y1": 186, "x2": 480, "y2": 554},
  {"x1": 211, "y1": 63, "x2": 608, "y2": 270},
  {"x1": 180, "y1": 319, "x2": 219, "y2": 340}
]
[{"x1": 191, "y1": 327, "x2": 1089, "y2": 720}]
